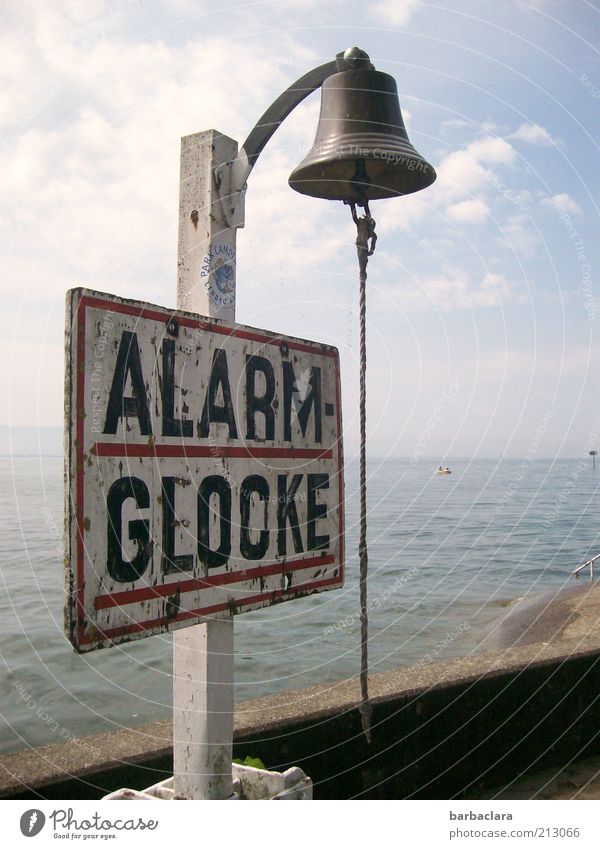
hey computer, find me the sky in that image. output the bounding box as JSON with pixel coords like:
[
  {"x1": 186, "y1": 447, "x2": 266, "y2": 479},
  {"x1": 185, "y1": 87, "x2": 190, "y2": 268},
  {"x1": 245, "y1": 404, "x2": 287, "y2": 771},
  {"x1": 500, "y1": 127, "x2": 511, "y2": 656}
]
[{"x1": 1, "y1": 0, "x2": 599, "y2": 460}]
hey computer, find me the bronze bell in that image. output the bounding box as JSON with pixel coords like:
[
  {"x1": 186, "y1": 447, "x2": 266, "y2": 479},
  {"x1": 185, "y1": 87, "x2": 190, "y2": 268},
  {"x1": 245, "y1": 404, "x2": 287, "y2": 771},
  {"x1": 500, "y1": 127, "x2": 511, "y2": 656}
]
[{"x1": 289, "y1": 67, "x2": 436, "y2": 203}]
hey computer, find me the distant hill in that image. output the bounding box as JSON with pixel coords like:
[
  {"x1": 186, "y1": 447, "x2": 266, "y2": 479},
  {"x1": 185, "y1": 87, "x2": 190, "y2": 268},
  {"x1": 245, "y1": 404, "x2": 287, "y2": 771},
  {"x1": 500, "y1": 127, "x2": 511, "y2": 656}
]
[{"x1": 0, "y1": 425, "x2": 62, "y2": 456}]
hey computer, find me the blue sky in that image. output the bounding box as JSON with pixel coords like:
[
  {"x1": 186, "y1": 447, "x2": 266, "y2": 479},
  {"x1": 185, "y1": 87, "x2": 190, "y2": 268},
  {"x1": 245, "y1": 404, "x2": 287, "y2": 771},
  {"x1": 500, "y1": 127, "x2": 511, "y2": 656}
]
[{"x1": 1, "y1": 0, "x2": 599, "y2": 459}]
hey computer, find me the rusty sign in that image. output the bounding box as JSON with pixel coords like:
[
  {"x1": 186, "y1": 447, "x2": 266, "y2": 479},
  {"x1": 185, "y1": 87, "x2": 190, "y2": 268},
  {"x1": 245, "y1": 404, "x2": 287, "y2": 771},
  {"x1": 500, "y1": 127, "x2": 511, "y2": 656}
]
[{"x1": 65, "y1": 288, "x2": 344, "y2": 652}]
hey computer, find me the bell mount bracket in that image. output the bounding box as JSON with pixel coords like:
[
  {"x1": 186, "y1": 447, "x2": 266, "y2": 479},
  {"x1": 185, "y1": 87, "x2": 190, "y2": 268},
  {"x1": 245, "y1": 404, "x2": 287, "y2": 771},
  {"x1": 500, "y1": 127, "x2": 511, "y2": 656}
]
[{"x1": 214, "y1": 48, "x2": 375, "y2": 228}]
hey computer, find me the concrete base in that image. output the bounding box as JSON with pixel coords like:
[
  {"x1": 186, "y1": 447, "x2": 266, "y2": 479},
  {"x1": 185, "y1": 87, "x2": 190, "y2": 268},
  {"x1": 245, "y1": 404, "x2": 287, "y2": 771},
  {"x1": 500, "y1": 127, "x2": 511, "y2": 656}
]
[{"x1": 103, "y1": 765, "x2": 312, "y2": 800}]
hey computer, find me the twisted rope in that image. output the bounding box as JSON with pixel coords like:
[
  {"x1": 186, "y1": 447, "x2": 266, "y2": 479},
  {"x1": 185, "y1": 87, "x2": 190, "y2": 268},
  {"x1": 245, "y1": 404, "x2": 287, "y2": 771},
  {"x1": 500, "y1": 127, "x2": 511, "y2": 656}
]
[{"x1": 350, "y1": 200, "x2": 376, "y2": 743}]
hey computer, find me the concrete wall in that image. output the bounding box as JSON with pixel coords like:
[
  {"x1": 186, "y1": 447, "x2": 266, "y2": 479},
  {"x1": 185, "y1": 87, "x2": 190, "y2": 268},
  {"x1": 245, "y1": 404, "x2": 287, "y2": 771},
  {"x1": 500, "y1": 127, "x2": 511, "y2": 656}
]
[{"x1": 2, "y1": 640, "x2": 600, "y2": 800}]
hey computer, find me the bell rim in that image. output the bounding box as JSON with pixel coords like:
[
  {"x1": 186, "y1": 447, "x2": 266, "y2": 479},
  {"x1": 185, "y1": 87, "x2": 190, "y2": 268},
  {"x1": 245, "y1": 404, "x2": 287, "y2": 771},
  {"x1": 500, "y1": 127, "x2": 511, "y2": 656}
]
[
  {"x1": 288, "y1": 170, "x2": 437, "y2": 201},
  {"x1": 289, "y1": 134, "x2": 437, "y2": 201}
]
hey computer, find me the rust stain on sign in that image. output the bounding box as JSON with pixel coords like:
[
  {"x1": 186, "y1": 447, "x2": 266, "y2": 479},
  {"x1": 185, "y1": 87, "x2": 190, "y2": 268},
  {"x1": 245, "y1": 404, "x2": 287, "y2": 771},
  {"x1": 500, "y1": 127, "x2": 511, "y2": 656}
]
[{"x1": 64, "y1": 287, "x2": 344, "y2": 653}]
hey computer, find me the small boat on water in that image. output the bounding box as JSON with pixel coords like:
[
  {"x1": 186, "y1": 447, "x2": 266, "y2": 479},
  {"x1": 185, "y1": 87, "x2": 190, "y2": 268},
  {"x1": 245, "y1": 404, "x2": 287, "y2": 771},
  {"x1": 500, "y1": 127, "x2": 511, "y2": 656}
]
[{"x1": 436, "y1": 465, "x2": 452, "y2": 475}]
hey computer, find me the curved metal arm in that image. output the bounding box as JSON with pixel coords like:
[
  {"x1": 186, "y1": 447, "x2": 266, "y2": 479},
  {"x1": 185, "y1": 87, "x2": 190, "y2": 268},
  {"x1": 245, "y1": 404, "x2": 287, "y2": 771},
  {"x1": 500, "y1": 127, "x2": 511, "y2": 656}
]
[{"x1": 228, "y1": 48, "x2": 374, "y2": 195}]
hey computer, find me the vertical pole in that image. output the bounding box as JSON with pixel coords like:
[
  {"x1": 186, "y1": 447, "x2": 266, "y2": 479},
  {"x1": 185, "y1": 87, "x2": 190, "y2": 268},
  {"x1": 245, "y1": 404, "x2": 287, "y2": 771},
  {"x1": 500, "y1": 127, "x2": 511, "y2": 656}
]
[
  {"x1": 177, "y1": 131, "x2": 238, "y2": 323},
  {"x1": 173, "y1": 618, "x2": 235, "y2": 799},
  {"x1": 173, "y1": 130, "x2": 239, "y2": 799}
]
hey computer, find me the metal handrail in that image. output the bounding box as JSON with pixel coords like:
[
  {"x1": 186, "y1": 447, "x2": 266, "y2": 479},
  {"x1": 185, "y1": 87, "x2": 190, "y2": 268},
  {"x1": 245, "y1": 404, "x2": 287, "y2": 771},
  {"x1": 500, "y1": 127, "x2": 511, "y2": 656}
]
[{"x1": 571, "y1": 552, "x2": 600, "y2": 580}]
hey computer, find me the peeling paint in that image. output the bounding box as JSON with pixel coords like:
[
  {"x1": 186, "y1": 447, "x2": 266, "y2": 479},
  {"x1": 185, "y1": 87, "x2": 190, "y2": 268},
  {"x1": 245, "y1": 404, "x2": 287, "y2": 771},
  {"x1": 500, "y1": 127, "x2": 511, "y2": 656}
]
[
  {"x1": 165, "y1": 587, "x2": 181, "y2": 619},
  {"x1": 65, "y1": 288, "x2": 344, "y2": 653}
]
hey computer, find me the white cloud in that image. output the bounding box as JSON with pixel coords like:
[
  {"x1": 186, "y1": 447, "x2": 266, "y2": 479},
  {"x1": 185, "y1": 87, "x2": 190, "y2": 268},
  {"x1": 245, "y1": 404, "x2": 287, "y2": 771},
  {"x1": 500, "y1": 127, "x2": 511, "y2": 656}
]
[
  {"x1": 159, "y1": 0, "x2": 208, "y2": 11},
  {"x1": 480, "y1": 271, "x2": 525, "y2": 303},
  {"x1": 378, "y1": 133, "x2": 524, "y2": 246},
  {"x1": 446, "y1": 198, "x2": 490, "y2": 224},
  {"x1": 0, "y1": 23, "x2": 322, "y2": 278},
  {"x1": 481, "y1": 121, "x2": 500, "y2": 134},
  {"x1": 435, "y1": 149, "x2": 490, "y2": 201},
  {"x1": 467, "y1": 136, "x2": 516, "y2": 164},
  {"x1": 243, "y1": 149, "x2": 341, "y2": 274},
  {"x1": 372, "y1": 272, "x2": 465, "y2": 312},
  {"x1": 433, "y1": 136, "x2": 516, "y2": 205},
  {"x1": 376, "y1": 192, "x2": 429, "y2": 233},
  {"x1": 0, "y1": 0, "x2": 587, "y2": 458},
  {"x1": 541, "y1": 193, "x2": 582, "y2": 214},
  {"x1": 0, "y1": 7, "x2": 345, "y2": 431},
  {"x1": 441, "y1": 119, "x2": 472, "y2": 132},
  {"x1": 510, "y1": 123, "x2": 559, "y2": 146},
  {"x1": 496, "y1": 213, "x2": 540, "y2": 257},
  {"x1": 372, "y1": 0, "x2": 419, "y2": 26},
  {"x1": 373, "y1": 266, "x2": 524, "y2": 312}
]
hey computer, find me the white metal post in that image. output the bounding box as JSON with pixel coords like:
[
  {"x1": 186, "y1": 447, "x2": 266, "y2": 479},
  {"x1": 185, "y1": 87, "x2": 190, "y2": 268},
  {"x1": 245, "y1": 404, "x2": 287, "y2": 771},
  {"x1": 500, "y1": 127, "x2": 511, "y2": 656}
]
[
  {"x1": 173, "y1": 130, "x2": 239, "y2": 799},
  {"x1": 173, "y1": 618, "x2": 235, "y2": 800},
  {"x1": 177, "y1": 130, "x2": 239, "y2": 323}
]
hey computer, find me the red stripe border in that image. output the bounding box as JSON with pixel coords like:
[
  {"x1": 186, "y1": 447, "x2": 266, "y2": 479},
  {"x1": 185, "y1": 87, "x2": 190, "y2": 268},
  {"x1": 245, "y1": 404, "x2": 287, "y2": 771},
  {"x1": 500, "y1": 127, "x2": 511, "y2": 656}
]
[
  {"x1": 88, "y1": 575, "x2": 341, "y2": 643},
  {"x1": 79, "y1": 294, "x2": 339, "y2": 356},
  {"x1": 93, "y1": 443, "x2": 333, "y2": 460},
  {"x1": 75, "y1": 298, "x2": 86, "y2": 646},
  {"x1": 95, "y1": 554, "x2": 335, "y2": 610}
]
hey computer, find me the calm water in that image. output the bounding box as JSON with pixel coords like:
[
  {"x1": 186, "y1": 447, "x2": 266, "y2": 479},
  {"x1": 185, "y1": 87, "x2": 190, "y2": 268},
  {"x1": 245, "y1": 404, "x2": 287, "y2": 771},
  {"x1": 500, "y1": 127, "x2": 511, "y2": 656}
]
[{"x1": 1, "y1": 455, "x2": 599, "y2": 754}]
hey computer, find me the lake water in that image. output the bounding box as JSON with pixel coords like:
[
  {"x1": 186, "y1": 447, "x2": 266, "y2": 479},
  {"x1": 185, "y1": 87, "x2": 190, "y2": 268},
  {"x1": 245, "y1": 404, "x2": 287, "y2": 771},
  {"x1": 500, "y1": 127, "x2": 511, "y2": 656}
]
[{"x1": 1, "y1": 455, "x2": 599, "y2": 755}]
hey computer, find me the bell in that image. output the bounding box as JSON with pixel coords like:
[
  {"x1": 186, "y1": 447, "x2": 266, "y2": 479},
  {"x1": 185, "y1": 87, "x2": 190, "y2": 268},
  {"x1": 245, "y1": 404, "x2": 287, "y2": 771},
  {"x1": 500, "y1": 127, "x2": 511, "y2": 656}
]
[{"x1": 289, "y1": 67, "x2": 436, "y2": 203}]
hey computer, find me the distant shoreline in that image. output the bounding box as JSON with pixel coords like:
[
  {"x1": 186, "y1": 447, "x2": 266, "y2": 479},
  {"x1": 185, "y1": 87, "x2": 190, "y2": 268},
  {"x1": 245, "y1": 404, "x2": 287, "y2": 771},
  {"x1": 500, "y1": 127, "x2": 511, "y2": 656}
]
[
  {"x1": 0, "y1": 453, "x2": 62, "y2": 458},
  {"x1": 0, "y1": 450, "x2": 594, "y2": 462}
]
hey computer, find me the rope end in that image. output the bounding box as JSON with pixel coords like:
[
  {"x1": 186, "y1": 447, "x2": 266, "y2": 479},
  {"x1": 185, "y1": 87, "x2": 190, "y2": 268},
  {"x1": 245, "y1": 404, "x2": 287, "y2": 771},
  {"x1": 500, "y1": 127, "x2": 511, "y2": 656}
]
[{"x1": 359, "y1": 700, "x2": 373, "y2": 744}]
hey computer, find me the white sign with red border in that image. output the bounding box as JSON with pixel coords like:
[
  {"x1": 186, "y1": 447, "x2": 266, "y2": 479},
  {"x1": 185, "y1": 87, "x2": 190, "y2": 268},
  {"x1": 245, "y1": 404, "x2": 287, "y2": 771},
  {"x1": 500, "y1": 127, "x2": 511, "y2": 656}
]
[{"x1": 65, "y1": 288, "x2": 344, "y2": 652}]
